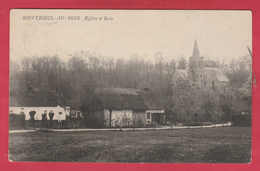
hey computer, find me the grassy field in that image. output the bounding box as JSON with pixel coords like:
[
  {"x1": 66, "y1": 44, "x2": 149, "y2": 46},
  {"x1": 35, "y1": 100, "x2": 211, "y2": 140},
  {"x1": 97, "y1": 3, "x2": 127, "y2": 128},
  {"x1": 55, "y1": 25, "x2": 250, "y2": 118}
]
[{"x1": 9, "y1": 127, "x2": 251, "y2": 163}]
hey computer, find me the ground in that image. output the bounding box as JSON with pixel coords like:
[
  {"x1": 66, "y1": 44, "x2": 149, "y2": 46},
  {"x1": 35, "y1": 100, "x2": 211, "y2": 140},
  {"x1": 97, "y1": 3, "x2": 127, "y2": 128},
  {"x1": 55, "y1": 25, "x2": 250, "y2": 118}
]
[{"x1": 9, "y1": 127, "x2": 251, "y2": 163}]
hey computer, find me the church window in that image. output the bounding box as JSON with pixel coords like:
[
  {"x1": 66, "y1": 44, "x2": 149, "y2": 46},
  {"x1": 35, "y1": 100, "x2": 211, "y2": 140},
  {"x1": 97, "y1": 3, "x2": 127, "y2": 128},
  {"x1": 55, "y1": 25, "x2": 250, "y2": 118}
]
[{"x1": 212, "y1": 81, "x2": 215, "y2": 90}]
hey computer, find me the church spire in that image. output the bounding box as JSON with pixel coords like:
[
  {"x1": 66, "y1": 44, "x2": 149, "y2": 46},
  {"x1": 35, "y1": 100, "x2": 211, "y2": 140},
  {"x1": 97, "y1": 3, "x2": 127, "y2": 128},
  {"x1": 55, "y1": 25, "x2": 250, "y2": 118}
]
[{"x1": 192, "y1": 39, "x2": 200, "y2": 56}]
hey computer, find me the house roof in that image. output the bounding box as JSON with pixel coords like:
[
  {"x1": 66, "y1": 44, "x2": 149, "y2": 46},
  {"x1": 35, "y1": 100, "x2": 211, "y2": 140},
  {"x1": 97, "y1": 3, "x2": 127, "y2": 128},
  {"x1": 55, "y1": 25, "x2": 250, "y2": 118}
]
[
  {"x1": 9, "y1": 90, "x2": 60, "y2": 107},
  {"x1": 164, "y1": 105, "x2": 177, "y2": 115},
  {"x1": 138, "y1": 91, "x2": 165, "y2": 110},
  {"x1": 94, "y1": 88, "x2": 164, "y2": 110},
  {"x1": 205, "y1": 67, "x2": 230, "y2": 82},
  {"x1": 95, "y1": 88, "x2": 147, "y2": 110}
]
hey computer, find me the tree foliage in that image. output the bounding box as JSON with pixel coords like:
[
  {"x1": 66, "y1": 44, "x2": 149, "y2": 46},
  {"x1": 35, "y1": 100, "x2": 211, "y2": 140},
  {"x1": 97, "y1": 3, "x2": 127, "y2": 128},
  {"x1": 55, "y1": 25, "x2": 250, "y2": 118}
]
[{"x1": 10, "y1": 52, "x2": 252, "y2": 124}]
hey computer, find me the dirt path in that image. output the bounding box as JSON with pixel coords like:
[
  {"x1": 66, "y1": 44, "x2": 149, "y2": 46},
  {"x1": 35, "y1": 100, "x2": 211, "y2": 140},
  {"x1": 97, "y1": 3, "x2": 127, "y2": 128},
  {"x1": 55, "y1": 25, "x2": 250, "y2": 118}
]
[{"x1": 9, "y1": 123, "x2": 231, "y2": 133}]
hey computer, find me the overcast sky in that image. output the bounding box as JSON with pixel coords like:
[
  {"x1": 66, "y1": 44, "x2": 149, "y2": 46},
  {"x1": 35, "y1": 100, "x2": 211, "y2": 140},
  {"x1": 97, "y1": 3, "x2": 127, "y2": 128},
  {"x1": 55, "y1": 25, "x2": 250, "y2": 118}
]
[{"x1": 10, "y1": 10, "x2": 252, "y2": 63}]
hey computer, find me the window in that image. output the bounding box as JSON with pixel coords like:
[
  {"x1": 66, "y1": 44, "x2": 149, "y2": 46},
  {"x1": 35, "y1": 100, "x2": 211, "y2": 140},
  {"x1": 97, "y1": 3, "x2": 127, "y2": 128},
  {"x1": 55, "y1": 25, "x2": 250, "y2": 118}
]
[
  {"x1": 212, "y1": 81, "x2": 215, "y2": 90},
  {"x1": 20, "y1": 111, "x2": 24, "y2": 114},
  {"x1": 223, "y1": 86, "x2": 226, "y2": 91},
  {"x1": 221, "y1": 85, "x2": 222, "y2": 91},
  {"x1": 147, "y1": 112, "x2": 151, "y2": 119},
  {"x1": 59, "y1": 112, "x2": 62, "y2": 115},
  {"x1": 21, "y1": 108, "x2": 24, "y2": 110}
]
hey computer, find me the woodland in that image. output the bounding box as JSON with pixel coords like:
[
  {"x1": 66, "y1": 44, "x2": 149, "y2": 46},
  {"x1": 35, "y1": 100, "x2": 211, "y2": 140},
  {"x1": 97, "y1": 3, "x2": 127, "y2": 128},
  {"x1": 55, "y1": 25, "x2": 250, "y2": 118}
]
[{"x1": 9, "y1": 51, "x2": 252, "y2": 124}]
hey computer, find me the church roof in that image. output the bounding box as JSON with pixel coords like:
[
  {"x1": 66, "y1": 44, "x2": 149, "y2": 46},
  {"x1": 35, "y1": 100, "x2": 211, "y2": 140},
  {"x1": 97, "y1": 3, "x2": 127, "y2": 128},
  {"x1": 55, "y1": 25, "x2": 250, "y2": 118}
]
[
  {"x1": 192, "y1": 39, "x2": 200, "y2": 57},
  {"x1": 205, "y1": 67, "x2": 230, "y2": 82},
  {"x1": 177, "y1": 69, "x2": 188, "y2": 80}
]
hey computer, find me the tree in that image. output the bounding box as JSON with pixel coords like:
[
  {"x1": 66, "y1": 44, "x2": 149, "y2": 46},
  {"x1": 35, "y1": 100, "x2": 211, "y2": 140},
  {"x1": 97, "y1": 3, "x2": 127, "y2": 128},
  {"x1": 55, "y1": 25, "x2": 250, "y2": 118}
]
[
  {"x1": 204, "y1": 59, "x2": 219, "y2": 67},
  {"x1": 199, "y1": 89, "x2": 218, "y2": 122},
  {"x1": 219, "y1": 90, "x2": 235, "y2": 122},
  {"x1": 177, "y1": 56, "x2": 187, "y2": 69},
  {"x1": 29, "y1": 111, "x2": 36, "y2": 125},
  {"x1": 174, "y1": 88, "x2": 198, "y2": 124},
  {"x1": 49, "y1": 112, "x2": 54, "y2": 128}
]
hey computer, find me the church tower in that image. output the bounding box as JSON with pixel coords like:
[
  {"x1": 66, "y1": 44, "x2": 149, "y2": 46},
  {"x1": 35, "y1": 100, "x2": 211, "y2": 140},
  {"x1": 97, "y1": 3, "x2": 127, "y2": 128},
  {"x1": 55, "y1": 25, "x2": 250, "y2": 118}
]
[{"x1": 188, "y1": 40, "x2": 205, "y2": 85}]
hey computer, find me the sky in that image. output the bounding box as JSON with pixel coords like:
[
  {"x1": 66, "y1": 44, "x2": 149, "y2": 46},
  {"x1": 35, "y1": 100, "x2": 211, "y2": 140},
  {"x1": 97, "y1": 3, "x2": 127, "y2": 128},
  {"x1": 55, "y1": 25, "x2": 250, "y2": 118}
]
[{"x1": 10, "y1": 10, "x2": 252, "y2": 63}]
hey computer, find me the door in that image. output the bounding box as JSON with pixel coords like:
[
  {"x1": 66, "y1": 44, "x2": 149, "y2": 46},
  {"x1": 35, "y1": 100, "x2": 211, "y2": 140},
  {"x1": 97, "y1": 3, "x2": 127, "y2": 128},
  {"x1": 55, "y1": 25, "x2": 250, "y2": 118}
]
[{"x1": 152, "y1": 113, "x2": 162, "y2": 124}]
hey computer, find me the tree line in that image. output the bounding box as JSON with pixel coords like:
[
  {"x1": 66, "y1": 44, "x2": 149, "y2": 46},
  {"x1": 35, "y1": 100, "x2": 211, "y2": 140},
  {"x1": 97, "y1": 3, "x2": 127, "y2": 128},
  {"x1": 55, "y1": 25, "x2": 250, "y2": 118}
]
[{"x1": 10, "y1": 51, "x2": 252, "y2": 123}]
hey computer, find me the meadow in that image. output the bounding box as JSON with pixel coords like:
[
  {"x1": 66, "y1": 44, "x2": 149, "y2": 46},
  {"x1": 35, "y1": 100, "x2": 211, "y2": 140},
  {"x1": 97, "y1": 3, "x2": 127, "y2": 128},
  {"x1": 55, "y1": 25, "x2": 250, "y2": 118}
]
[{"x1": 9, "y1": 127, "x2": 251, "y2": 163}]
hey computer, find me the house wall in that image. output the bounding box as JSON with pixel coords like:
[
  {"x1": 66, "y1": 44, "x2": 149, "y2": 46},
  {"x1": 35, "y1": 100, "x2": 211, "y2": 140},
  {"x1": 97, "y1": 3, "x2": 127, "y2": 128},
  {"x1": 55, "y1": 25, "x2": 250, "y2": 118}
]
[
  {"x1": 132, "y1": 110, "x2": 146, "y2": 127},
  {"x1": 9, "y1": 106, "x2": 67, "y2": 121},
  {"x1": 104, "y1": 109, "x2": 133, "y2": 127}
]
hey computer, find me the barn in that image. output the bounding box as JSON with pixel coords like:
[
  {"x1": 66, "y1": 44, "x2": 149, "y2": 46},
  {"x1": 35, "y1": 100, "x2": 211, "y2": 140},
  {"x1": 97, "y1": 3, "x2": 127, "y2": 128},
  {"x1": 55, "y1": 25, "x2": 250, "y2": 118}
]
[{"x1": 81, "y1": 88, "x2": 165, "y2": 128}]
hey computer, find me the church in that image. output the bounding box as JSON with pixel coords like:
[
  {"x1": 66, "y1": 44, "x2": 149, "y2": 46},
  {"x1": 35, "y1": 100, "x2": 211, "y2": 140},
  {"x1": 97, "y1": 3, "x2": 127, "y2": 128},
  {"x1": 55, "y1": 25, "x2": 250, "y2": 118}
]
[{"x1": 173, "y1": 40, "x2": 230, "y2": 90}]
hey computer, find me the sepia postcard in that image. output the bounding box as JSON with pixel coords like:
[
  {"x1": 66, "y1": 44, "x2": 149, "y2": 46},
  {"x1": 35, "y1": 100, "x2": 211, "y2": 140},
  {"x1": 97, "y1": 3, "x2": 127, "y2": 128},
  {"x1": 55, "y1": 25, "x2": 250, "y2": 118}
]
[{"x1": 9, "y1": 9, "x2": 252, "y2": 163}]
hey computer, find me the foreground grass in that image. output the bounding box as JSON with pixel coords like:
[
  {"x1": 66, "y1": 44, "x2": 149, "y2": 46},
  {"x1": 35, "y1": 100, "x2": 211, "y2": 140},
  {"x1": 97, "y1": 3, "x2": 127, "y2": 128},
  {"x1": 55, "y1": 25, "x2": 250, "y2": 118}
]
[{"x1": 9, "y1": 127, "x2": 251, "y2": 163}]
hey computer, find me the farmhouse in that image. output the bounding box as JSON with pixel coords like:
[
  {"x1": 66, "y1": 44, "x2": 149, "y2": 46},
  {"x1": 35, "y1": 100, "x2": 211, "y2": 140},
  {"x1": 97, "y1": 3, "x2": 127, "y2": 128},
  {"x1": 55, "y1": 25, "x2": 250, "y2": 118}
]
[
  {"x1": 82, "y1": 88, "x2": 165, "y2": 127},
  {"x1": 9, "y1": 89, "x2": 69, "y2": 122},
  {"x1": 173, "y1": 40, "x2": 230, "y2": 90}
]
